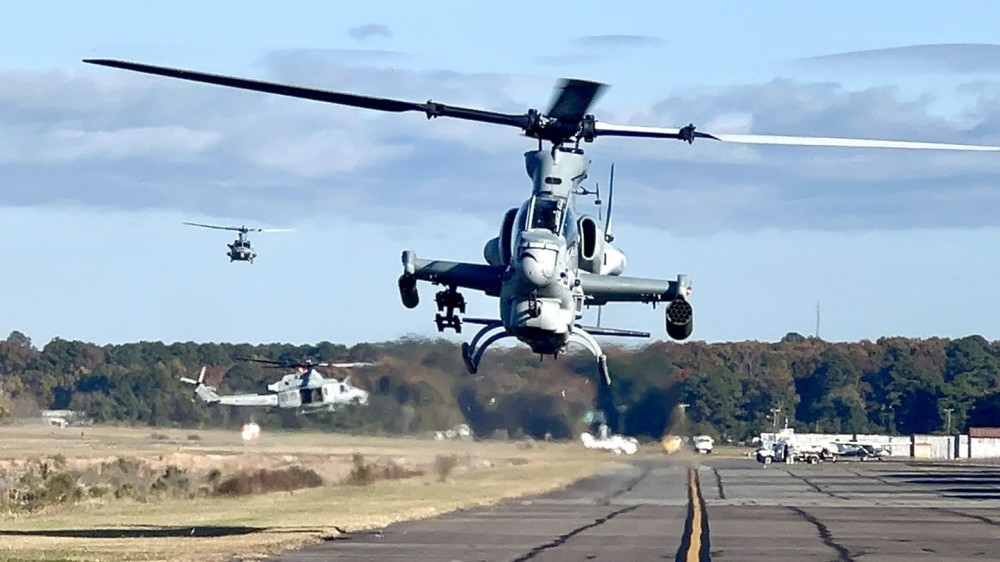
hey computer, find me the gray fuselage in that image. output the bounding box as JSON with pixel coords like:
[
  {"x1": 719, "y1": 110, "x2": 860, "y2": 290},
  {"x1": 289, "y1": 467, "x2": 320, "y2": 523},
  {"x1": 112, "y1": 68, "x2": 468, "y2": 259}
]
[{"x1": 500, "y1": 149, "x2": 589, "y2": 355}]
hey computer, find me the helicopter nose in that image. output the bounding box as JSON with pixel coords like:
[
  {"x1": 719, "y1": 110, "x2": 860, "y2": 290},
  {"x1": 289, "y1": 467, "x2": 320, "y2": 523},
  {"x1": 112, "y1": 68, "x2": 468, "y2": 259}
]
[{"x1": 518, "y1": 244, "x2": 559, "y2": 287}]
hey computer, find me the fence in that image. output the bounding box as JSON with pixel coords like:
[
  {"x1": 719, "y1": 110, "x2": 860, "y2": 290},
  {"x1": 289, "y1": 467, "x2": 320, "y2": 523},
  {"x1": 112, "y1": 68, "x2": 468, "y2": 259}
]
[{"x1": 759, "y1": 428, "x2": 1000, "y2": 460}]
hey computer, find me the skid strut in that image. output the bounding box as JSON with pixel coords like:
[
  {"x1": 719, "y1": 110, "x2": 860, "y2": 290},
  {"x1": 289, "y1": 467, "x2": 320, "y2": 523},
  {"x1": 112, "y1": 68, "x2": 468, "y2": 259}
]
[
  {"x1": 567, "y1": 327, "x2": 612, "y2": 385},
  {"x1": 460, "y1": 320, "x2": 508, "y2": 374}
]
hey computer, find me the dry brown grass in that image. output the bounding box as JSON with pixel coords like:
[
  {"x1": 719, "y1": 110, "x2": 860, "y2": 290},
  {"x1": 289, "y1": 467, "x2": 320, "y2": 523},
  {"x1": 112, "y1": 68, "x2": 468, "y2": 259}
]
[{"x1": 0, "y1": 425, "x2": 617, "y2": 561}]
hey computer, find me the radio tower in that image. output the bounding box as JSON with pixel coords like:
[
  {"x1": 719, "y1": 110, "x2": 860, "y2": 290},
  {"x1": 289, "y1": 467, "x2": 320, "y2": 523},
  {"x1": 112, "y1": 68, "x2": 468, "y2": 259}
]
[{"x1": 815, "y1": 301, "x2": 821, "y2": 339}]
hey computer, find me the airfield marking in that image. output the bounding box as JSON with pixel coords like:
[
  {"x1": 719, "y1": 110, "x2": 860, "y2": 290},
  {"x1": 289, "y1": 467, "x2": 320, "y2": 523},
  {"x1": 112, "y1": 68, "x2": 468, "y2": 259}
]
[{"x1": 678, "y1": 466, "x2": 710, "y2": 562}]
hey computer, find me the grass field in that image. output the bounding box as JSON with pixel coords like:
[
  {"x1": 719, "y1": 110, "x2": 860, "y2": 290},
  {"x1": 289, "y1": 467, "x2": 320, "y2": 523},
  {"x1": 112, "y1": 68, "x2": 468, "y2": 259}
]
[{"x1": 0, "y1": 425, "x2": 622, "y2": 561}]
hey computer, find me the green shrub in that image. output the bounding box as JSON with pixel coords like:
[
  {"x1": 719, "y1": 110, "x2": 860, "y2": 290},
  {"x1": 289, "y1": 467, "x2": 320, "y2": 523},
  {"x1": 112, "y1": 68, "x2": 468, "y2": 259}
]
[
  {"x1": 114, "y1": 482, "x2": 135, "y2": 499},
  {"x1": 215, "y1": 467, "x2": 323, "y2": 496},
  {"x1": 344, "y1": 453, "x2": 372, "y2": 486},
  {"x1": 206, "y1": 468, "x2": 221, "y2": 486},
  {"x1": 51, "y1": 454, "x2": 67, "y2": 468},
  {"x1": 42, "y1": 471, "x2": 82, "y2": 504},
  {"x1": 434, "y1": 454, "x2": 459, "y2": 482},
  {"x1": 150, "y1": 465, "x2": 189, "y2": 496},
  {"x1": 344, "y1": 453, "x2": 424, "y2": 486}
]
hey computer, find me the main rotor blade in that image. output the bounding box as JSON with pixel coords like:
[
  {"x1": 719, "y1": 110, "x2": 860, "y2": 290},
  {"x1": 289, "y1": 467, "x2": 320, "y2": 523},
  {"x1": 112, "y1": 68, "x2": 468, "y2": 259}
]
[
  {"x1": 240, "y1": 357, "x2": 362, "y2": 369},
  {"x1": 239, "y1": 357, "x2": 282, "y2": 366},
  {"x1": 259, "y1": 228, "x2": 292, "y2": 233},
  {"x1": 591, "y1": 122, "x2": 1000, "y2": 151},
  {"x1": 546, "y1": 79, "x2": 607, "y2": 123},
  {"x1": 709, "y1": 132, "x2": 1000, "y2": 151},
  {"x1": 83, "y1": 59, "x2": 532, "y2": 129},
  {"x1": 183, "y1": 222, "x2": 241, "y2": 232}
]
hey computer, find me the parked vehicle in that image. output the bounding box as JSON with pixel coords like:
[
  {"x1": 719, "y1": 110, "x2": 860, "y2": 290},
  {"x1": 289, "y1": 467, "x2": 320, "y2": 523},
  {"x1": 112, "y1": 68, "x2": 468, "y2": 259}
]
[
  {"x1": 755, "y1": 441, "x2": 836, "y2": 466},
  {"x1": 832, "y1": 442, "x2": 887, "y2": 461}
]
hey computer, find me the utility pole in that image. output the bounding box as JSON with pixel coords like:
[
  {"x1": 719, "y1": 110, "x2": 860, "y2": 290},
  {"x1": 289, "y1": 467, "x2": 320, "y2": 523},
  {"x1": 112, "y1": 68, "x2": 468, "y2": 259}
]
[
  {"x1": 815, "y1": 301, "x2": 821, "y2": 339},
  {"x1": 677, "y1": 403, "x2": 689, "y2": 434},
  {"x1": 770, "y1": 407, "x2": 781, "y2": 430},
  {"x1": 944, "y1": 408, "x2": 954, "y2": 435}
]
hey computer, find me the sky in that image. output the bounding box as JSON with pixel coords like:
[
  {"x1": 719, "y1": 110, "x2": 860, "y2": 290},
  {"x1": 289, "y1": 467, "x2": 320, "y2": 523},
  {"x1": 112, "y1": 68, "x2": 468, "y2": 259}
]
[{"x1": 3, "y1": 1, "x2": 1000, "y2": 347}]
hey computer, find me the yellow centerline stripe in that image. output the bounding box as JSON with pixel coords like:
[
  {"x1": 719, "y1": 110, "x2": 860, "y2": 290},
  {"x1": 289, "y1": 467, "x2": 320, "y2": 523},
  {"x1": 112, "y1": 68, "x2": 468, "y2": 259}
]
[{"x1": 686, "y1": 467, "x2": 703, "y2": 562}]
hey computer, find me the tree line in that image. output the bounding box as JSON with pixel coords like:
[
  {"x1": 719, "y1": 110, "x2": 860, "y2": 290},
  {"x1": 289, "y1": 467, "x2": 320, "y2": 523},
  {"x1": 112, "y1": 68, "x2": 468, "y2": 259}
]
[{"x1": 0, "y1": 330, "x2": 998, "y2": 441}]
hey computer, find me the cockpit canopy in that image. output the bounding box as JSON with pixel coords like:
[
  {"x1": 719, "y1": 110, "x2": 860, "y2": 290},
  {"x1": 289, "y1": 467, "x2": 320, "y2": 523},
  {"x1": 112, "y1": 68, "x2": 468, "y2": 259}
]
[
  {"x1": 516, "y1": 196, "x2": 577, "y2": 240},
  {"x1": 531, "y1": 197, "x2": 562, "y2": 232}
]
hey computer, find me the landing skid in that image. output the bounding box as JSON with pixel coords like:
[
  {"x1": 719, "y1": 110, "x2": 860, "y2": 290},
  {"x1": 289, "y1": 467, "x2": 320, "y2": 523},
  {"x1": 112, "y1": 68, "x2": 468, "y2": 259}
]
[
  {"x1": 460, "y1": 320, "x2": 508, "y2": 374},
  {"x1": 567, "y1": 327, "x2": 612, "y2": 386},
  {"x1": 458, "y1": 321, "x2": 612, "y2": 385}
]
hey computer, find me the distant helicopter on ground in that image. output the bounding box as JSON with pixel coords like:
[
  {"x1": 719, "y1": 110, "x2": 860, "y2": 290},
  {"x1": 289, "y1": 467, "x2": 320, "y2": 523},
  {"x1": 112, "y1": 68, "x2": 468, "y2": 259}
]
[
  {"x1": 183, "y1": 222, "x2": 290, "y2": 263},
  {"x1": 88, "y1": 58, "x2": 1000, "y2": 387},
  {"x1": 180, "y1": 358, "x2": 371, "y2": 414}
]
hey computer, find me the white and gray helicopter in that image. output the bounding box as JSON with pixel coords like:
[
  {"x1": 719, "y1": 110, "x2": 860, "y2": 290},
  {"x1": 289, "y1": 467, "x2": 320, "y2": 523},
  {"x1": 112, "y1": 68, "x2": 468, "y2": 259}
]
[
  {"x1": 183, "y1": 222, "x2": 290, "y2": 263},
  {"x1": 86, "y1": 59, "x2": 1000, "y2": 385},
  {"x1": 180, "y1": 358, "x2": 371, "y2": 414}
]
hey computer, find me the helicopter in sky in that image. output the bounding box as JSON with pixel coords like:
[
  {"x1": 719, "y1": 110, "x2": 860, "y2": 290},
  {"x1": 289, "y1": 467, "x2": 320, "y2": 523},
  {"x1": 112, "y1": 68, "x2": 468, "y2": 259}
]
[
  {"x1": 180, "y1": 358, "x2": 371, "y2": 414},
  {"x1": 86, "y1": 59, "x2": 1000, "y2": 385},
  {"x1": 183, "y1": 222, "x2": 289, "y2": 263}
]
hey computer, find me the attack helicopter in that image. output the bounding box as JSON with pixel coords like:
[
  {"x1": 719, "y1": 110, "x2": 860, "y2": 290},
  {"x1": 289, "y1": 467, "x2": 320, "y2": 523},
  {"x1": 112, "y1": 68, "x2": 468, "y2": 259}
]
[
  {"x1": 183, "y1": 222, "x2": 289, "y2": 263},
  {"x1": 86, "y1": 59, "x2": 1000, "y2": 385},
  {"x1": 180, "y1": 358, "x2": 371, "y2": 414}
]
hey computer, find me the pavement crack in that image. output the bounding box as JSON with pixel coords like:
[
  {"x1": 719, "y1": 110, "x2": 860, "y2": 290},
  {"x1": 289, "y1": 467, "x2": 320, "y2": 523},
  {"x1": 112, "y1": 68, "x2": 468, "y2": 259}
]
[
  {"x1": 933, "y1": 508, "x2": 1000, "y2": 527},
  {"x1": 787, "y1": 506, "x2": 854, "y2": 562},
  {"x1": 510, "y1": 505, "x2": 639, "y2": 562},
  {"x1": 710, "y1": 466, "x2": 726, "y2": 499},
  {"x1": 784, "y1": 470, "x2": 847, "y2": 499},
  {"x1": 601, "y1": 462, "x2": 652, "y2": 504}
]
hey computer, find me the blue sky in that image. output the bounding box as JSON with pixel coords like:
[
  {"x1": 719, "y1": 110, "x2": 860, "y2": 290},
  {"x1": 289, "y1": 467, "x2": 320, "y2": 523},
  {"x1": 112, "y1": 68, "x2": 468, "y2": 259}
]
[{"x1": 2, "y1": 2, "x2": 1000, "y2": 346}]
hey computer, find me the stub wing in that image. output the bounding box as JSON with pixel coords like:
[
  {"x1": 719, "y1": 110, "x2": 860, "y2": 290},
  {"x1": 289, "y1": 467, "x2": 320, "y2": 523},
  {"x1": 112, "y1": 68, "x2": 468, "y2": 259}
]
[
  {"x1": 405, "y1": 253, "x2": 504, "y2": 296},
  {"x1": 579, "y1": 272, "x2": 690, "y2": 306}
]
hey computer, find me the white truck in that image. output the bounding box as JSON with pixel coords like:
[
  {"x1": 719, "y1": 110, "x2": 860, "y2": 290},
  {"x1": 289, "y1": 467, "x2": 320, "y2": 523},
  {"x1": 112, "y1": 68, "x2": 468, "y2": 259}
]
[
  {"x1": 756, "y1": 441, "x2": 836, "y2": 465},
  {"x1": 693, "y1": 435, "x2": 714, "y2": 454}
]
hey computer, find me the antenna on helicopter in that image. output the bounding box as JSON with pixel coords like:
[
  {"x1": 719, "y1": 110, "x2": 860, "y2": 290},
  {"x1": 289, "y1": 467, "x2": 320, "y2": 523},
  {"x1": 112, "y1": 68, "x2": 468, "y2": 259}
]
[
  {"x1": 594, "y1": 182, "x2": 603, "y2": 221},
  {"x1": 605, "y1": 163, "x2": 615, "y2": 243}
]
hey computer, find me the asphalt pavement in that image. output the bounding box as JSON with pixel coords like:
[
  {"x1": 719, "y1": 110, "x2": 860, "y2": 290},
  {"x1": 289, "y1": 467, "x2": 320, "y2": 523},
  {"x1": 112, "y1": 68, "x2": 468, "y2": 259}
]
[{"x1": 272, "y1": 456, "x2": 1000, "y2": 561}]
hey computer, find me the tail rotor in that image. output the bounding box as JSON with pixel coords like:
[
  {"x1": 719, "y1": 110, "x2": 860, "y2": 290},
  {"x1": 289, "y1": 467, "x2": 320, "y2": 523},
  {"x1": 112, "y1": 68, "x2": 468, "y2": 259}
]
[{"x1": 180, "y1": 366, "x2": 207, "y2": 386}]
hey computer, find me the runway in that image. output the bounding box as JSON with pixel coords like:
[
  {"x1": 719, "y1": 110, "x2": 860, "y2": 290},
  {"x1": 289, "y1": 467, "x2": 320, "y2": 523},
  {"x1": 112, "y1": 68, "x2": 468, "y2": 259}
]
[{"x1": 273, "y1": 457, "x2": 1000, "y2": 561}]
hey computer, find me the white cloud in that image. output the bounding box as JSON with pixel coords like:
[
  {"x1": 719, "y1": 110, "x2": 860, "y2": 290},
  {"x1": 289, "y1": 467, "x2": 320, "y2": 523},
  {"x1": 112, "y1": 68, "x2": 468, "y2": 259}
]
[
  {"x1": 29, "y1": 126, "x2": 221, "y2": 163},
  {"x1": 347, "y1": 24, "x2": 393, "y2": 42},
  {"x1": 799, "y1": 44, "x2": 1000, "y2": 75},
  {"x1": 1, "y1": 55, "x2": 999, "y2": 234},
  {"x1": 249, "y1": 129, "x2": 414, "y2": 177}
]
